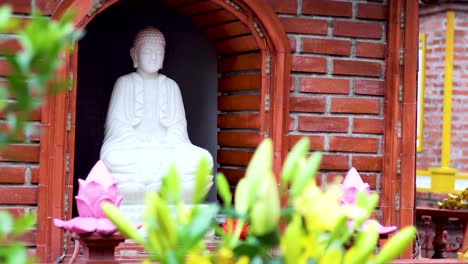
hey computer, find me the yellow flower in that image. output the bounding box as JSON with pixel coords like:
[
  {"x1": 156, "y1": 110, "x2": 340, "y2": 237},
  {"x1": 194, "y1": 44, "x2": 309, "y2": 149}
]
[
  {"x1": 215, "y1": 247, "x2": 235, "y2": 264},
  {"x1": 235, "y1": 256, "x2": 250, "y2": 264},
  {"x1": 185, "y1": 252, "x2": 212, "y2": 264}
]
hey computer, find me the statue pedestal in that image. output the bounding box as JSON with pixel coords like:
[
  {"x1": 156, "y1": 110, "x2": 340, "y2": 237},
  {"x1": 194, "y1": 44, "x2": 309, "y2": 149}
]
[{"x1": 77, "y1": 232, "x2": 125, "y2": 264}]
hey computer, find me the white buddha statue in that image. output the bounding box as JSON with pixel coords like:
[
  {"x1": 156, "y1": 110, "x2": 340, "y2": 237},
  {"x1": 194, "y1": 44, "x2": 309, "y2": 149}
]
[{"x1": 100, "y1": 27, "x2": 213, "y2": 207}]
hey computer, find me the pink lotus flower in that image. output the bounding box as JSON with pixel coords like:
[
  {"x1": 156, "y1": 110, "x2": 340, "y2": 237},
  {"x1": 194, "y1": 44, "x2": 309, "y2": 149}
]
[
  {"x1": 54, "y1": 161, "x2": 123, "y2": 235},
  {"x1": 340, "y1": 167, "x2": 397, "y2": 235},
  {"x1": 340, "y1": 167, "x2": 370, "y2": 205}
]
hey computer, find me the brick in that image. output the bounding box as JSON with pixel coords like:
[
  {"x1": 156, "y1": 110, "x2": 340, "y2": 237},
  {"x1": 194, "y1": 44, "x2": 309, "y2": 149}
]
[
  {"x1": 333, "y1": 59, "x2": 381, "y2": 77},
  {"x1": 416, "y1": 192, "x2": 430, "y2": 199},
  {"x1": 288, "y1": 135, "x2": 325, "y2": 151},
  {"x1": 218, "y1": 168, "x2": 245, "y2": 185},
  {"x1": 357, "y1": 3, "x2": 387, "y2": 20},
  {"x1": 31, "y1": 166, "x2": 39, "y2": 184},
  {"x1": 0, "y1": 165, "x2": 25, "y2": 183},
  {"x1": 330, "y1": 97, "x2": 380, "y2": 114},
  {"x1": 203, "y1": 21, "x2": 250, "y2": 40},
  {"x1": 36, "y1": 0, "x2": 64, "y2": 15},
  {"x1": 176, "y1": 1, "x2": 222, "y2": 16},
  {"x1": 279, "y1": 17, "x2": 327, "y2": 35},
  {"x1": 218, "y1": 53, "x2": 261, "y2": 73},
  {"x1": 300, "y1": 77, "x2": 350, "y2": 94},
  {"x1": 327, "y1": 172, "x2": 377, "y2": 190},
  {"x1": 0, "y1": 207, "x2": 28, "y2": 218},
  {"x1": 289, "y1": 36, "x2": 296, "y2": 53},
  {"x1": 2, "y1": 0, "x2": 31, "y2": 14},
  {"x1": 321, "y1": 154, "x2": 349, "y2": 170},
  {"x1": 355, "y1": 79, "x2": 384, "y2": 96},
  {"x1": 302, "y1": 38, "x2": 351, "y2": 56},
  {"x1": 356, "y1": 42, "x2": 385, "y2": 59},
  {"x1": 0, "y1": 102, "x2": 42, "y2": 121},
  {"x1": 289, "y1": 116, "x2": 295, "y2": 131},
  {"x1": 0, "y1": 186, "x2": 37, "y2": 204},
  {"x1": 192, "y1": 9, "x2": 237, "y2": 28},
  {"x1": 298, "y1": 116, "x2": 348, "y2": 133},
  {"x1": 218, "y1": 113, "x2": 259, "y2": 129},
  {"x1": 214, "y1": 35, "x2": 259, "y2": 55},
  {"x1": 329, "y1": 136, "x2": 379, "y2": 153},
  {"x1": 290, "y1": 97, "x2": 326, "y2": 113},
  {"x1": 353, "y1": 118, "x2": 384, "y2": 134},
  {"x1": 218, "y1": 74, "x2": 260, "y2": 92},
  {"x1": 0, "y1": 59, "x2": 10, "y2": 76},
  {"x1": 302, "y1": 0, "x2": 352, "y2": 18},
  {"x1": 292, "y1": 56, "x2": 327, "y2": 73},
  {"x1": 218, "y1": 131, "x2": 259, "y2": 148},
  {"x1": 351, "y1": 155, "x2": 382, "y2": 171},
  {"x1": 217, "y1": 150, "x2": 253, "y2": 166},
  {"x1": 0, "y1": 144, "x2": 40, "y2": 162},
  {"x1": 333, "y1": 21, "x2": 382, "y2": 39},
  {"x1": 429, "y1": 193, "x2": 448, "y2": 201},
  {"x1": 0, "y1": 38, "x2": 21, "y2": 55},
  {"x1": 265, "y1": 0, "x2": 297, "y2": 14},
  {"x1": 218, "y1": 94, "x2": 260, "y2": 111}
]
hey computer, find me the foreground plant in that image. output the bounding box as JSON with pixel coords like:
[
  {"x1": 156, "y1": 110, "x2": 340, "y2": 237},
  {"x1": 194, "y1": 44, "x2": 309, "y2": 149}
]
[
  {"x1": 0, "y1": 211, "x2": 36, "y2": 264},
  {"x1": 103, "y1": 137, "x2": 416, "y2": 264},
  {"x1": 0, "y1": 5, "x2": 82, "y2": 144},
  {"x1": 0, "y1": 4, "x2": 82, "y2": 264}
]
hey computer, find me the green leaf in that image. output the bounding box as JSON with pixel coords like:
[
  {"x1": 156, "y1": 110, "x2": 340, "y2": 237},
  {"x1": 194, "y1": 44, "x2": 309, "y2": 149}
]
[
  {"x1": 4, "y1": 244, "x2": 29, "y2": 264},
  {"x1": 178, "y1": 204, "x2": 218, "y2": 253},
  {"x1": 192, "y1": 156, "x2": 211, "y2": 204},
  {"x1": 153, "y1": 194, "x2": 177, "y2": 248},
  {"x1": 234, "y1": 178, "x2": 249, "y2": 215},
  {"x1": 356, "y1": 191, "x2": 379, "y2": 213},
  {"x1": 216, "y1": 173, "x2": 232, "y2": 208},
  {"x1": 233, "y1": 241, "x2": 262, "y2": 258},
  {"x1": 12, "y1": 213, "x2": 36, "y2": 235},
  {"x1": 374, "y1": 226, "x2": 417, "y2": 264},
  {"x1": 0, "y1": 210, "x2": 14, "y2": 237},
  {"x1": 159, "y1": 164, "x2": 181, "y2": 204},
  {"x1": 281, "y1": 137, "x2": 309, "y2": 185},
  {"x1": 101, "y1": 202, "x2": 144, "y2": 244},
  {"x1": 345, "y1": 221, "x2": 379, "y2": 264},
  {"x1": 290, "y1": 152, "x2": 322, "y2": 197},
  {"x1": 244, "y1": 139, "x2": 273, "y2": 209},
  {"x1": 282, "y1": 216, "x2": 303, "y2": 264},
  {"x1": 249, "y1": 173, "x2": 280, "y2": 236},
  {"x1": 256, "y1": 229, "x2": 280, "y2": 247},
  {"x1": 319, "y1": 242, "x2": 343, "y2": 264}
]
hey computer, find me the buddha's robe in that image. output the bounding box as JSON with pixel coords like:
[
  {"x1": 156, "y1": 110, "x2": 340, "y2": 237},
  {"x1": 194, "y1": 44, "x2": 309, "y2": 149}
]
[{"x1": 100, "y1": 72, "x2": 213, "y2": 202}]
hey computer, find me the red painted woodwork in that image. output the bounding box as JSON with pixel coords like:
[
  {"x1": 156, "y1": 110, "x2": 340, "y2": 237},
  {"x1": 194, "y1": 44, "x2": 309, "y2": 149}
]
[
  {"x1": 381, "y1": 0, "x2": 417, "y2": 258},
  {"x1": 37, "y1": 0, "x2": 291, "y2": 262}
]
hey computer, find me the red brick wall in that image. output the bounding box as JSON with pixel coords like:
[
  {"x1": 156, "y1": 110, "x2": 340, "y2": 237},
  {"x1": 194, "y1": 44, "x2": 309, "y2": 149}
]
[
  {"x1": 270, "y1": 0, "x2": 387, "y2": 191},
  {"x1": 417, "y1": 12, "x2": 446, "y2": 170},
  {"x1": 450, "y1": 12, "x2": 468, "y2": 172},
  {"x1": 1, "y1": 0, "x2": 391, "y2": 259},
  {"x1": 417, "y1": 11, "x2": 468, "y2": 173},
  {"x1": 0, "y1": 0, "x2": 55, "y2": 255}
]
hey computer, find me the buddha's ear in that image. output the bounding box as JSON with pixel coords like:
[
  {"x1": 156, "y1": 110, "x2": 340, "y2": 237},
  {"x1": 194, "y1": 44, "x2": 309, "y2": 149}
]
[{"x1": 130, "y1": 47, "x2": 138, "y2": 68}]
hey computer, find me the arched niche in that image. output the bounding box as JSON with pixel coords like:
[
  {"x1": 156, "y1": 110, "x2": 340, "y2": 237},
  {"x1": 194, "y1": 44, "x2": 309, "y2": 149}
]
[
  {"x1": 73, "y1": 1, "x2": 219, "y2": 214},
  {"x1": 39, "y1": 0, "x2": 291, "y2": 261}
]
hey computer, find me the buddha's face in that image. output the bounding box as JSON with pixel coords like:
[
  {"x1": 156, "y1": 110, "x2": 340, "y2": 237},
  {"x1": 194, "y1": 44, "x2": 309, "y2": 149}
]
[{"x1": 132, "y1": 40, "x2": 165, "y2": 75}]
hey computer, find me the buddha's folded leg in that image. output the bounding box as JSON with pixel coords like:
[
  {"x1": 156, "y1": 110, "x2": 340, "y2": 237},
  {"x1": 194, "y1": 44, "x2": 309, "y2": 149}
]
[{"x1": 161, "y1": 145, "x2": 214, "y2": 174}]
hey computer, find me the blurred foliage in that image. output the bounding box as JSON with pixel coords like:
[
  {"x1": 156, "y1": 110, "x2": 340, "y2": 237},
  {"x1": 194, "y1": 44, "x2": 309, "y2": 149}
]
[
  {"x1": 0, "y1": 4, "x2": 82, "y2": 264},
  {"x1": 103, "y1": 137, "x2": 417, "y2": 264},
  {"x1": 0, "y1": 211, "x2": 36, "y2": 264},
  {"x1": 0, "y1": 5, "x2": 82, "y2": 144}
]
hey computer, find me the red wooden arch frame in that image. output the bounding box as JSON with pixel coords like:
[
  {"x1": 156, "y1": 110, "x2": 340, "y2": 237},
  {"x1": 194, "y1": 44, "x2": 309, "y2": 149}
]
[{"x1": 37, "y1": 0, "x2": 291, "y2": 262}]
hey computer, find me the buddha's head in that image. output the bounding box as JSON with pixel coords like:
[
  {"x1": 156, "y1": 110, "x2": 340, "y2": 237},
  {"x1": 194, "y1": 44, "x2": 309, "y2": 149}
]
[{"x1": 130, "y1": 27, "x2": 166, "y2": 75}]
